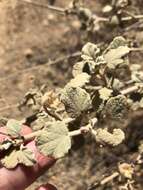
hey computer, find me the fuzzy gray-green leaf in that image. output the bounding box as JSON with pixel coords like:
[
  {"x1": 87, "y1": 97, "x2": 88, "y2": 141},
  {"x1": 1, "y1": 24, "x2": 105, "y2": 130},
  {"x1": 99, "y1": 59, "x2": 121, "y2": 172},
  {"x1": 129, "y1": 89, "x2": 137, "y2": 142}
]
[
  {"x1": 81, "y1": 42, "x2": 100, "y2": 60},
  {"x1": 1, "y1": 146, "x2": 36, "y2": 169},
  {"x1": 105, "y1": 36, "x2": 127, "y2": 52},
  {"x1": 68, "y1": 73, "x2": 90, "y2": 88},
  {"x1": 99, "y1": 87, "x2": 113, "y2": 101},
  {"x1": 36, "y1": 121, "x2": 71, "y2": 158},
  {"x1": 104, "y1": 46, "x2": 130, "y2": 69},
  {"x1": 60, "y1": 86, "x2": 92, "y2": 118}
]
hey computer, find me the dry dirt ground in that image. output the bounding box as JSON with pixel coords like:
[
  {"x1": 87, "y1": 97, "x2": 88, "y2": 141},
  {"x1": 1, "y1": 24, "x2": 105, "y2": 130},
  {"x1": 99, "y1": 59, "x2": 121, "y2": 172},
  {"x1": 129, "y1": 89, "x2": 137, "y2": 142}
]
[{"x1": 1, "y1": 0, "x2": 143, "y2": 190}]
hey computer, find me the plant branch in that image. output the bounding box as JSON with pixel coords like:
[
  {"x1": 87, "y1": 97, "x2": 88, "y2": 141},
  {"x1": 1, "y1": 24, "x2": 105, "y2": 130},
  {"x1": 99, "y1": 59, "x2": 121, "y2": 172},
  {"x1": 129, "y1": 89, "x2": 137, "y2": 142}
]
[
  {"x1": 23, "y1": 130, "x2": 43, "y2": 142},
  {"x1": 0, "y1": 51, "x2": 81, "y2": 83},
  {"x1": 121, "y1": 85, "x2": 138, "y2": 95},
  {"x1": 23, "y1": 122, "x2": 95, "y2": 142},
  {"x1": 131, "y1": 48, "x2": 143, "y2": 52},
  {"x1": 21, "y1": 0, "x2": 143, "y2": 25},
  {"x1": 0, "y1": 104, "x2": 19, "y2": 113},
  {"x1": 43, "y1": 106, "x2": 63, "y2": 121},
  {"x1": 68, "y1": 124, "x2": 92, "y2": 137},
  {"x1": 100, "y1": 172, "x2": 119, "y2": 185},
  {"x1": 21, "y1": 0, "x2": 65, "y2": 14},
  {"x1": 121, "y1": 15, "x2": 143, "y2": 22}
]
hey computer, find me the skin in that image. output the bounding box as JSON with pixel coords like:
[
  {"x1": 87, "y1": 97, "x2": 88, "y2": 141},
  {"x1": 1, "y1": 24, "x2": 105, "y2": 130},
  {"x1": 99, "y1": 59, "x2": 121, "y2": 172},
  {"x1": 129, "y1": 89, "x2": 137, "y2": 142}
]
[{"x1": 0, "y1": 126, "x2": 57, "y2": 190}]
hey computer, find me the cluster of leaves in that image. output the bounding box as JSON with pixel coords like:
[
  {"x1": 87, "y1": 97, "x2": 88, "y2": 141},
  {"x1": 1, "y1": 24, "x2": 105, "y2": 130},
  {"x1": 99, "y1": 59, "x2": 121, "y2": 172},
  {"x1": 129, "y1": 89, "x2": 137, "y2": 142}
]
[{"x1": 1, "y1": 36, "x2": 143, "y2": 169}]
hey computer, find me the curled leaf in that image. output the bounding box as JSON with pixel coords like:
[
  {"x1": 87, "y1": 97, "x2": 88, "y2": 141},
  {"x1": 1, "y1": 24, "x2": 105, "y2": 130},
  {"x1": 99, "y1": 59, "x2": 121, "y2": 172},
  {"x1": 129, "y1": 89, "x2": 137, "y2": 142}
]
[
  {"x1": 60, "y1": 86, "x2": 92, "y2": 118},
  {"x1": 42, "y1": 90, "x2": 61, "y2": 109},
  {"x1": 36, "y1": 121, "x2": 71, "y2": 158},
  {"x1": 95, "y1": 128, "x2": 125, "y2": 146}
]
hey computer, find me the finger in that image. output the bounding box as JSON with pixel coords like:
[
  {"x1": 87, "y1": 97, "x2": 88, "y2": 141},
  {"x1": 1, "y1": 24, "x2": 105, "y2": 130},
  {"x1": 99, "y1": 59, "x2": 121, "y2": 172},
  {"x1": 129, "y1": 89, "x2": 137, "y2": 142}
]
[
  {"x1": 36, "y1": 183, "x2": 57, "y2": 190},
  {"x1": 0, "y1": 125, "x2": 56, "y2": 190},
  {"x1": 0, "y1": 156, "x2": 55, "y2": 190}
]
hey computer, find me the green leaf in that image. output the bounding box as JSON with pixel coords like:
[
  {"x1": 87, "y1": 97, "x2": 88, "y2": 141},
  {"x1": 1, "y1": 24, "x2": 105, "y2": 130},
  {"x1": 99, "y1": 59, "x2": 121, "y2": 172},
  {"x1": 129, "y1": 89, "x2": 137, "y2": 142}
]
[
  {"x1": 104, "y1": 46, "x2": 130, "y2": 69},
  {"x1": 36, "y1": 121, "x2": 71, "y2": 158},
  {"x1": 72, "y1": 61, "x2": 85, "y2": 77},
  {"x1": 6, "y1": 119, "x2": 22, "y2": 138},
  {"x1": 1, "y1": 146, "x2": 36, "y2": 169},
  {"x1": 60, "y1": 86, "x2": 92, "y2": 118},
  {"x1": 68, "y1": 73, "x2": 90, "y2": 88},
  {"x1": 99, "y1": 87, "x2": 113, "y2": 101},
  {"x1": 104, "y1": 95, "x2": 129, "y2": 120},
  {"x1": 72, "y1": 60, "x2": 95, "y2": 76},
  {"x1": 95, "y1": 56, "x2": 106, "y2": 66},
  {"x1": 81, "y1": 42, "x2": 100, "y2": 60},
  {"x1": 105, "y1": 36, "x2": 127, "y2": 52}
]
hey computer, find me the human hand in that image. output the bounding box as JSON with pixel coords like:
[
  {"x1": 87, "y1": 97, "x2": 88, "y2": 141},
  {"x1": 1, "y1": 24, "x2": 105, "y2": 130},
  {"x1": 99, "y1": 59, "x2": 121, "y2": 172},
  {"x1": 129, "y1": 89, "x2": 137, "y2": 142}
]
[{"x1": 0, "y1": 125, "x2": 57, "y2": 190}]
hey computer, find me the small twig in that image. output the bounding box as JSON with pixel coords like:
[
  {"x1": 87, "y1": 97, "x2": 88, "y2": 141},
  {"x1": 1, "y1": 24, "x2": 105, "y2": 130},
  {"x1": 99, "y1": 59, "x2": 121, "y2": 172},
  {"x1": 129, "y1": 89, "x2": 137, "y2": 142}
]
[
  {"x1": 121, "y1": 86, "x2": 138, "y2": 95},
  {"x1": 124, "y1": 20, "x2": 143, "y2": 31},
  {"x1": 85, "y1": 86, "x2": 102, "y2": 91},
  {"x1": 43, "y1": 106, "x2": 63, "y2": 121},
  {"x1": 100, "y1": 172, "x2": 119, "y2": 185},
  {"x1": 123, "y1": 10, "x2": 137, "y2": 19},
  {"x1": 68, "y1": 125, "x2": 91, "y2": 137},
  {"x1": 121, "y1": 15, "x2": 143, "y2": 22},
  {"x1": 23, "y1": 130, "x2": 43, "y2": 142},
  {"x1": 0, "y1": 104, "x2": 19, "y2": 113},
  {"x1": 23, "y1": 121, "x2": 96, "y2": 142},
  {"x1": 94, "y1": 15, "x2": 109, "y2": 22},
  {"x1": 131, "y1": 48, "x2": 143, "y2": 52},
  {"x1": 22, "y1": 0, "x2": 143, "y2": 23},
  {"x1": 21, "y1": 0, "x2": 65, "y2": 14},
  {"x1": 21, "y1": 0, "x2": 143, "y2": 26},
  {"x1": 0, "y1": 51, "x2": 81, "y2": 83},
  {"x1": 110, "y1": 76, "x2": 115, "y2": 88},
  {"x1": 21, "y1": 125, "x2": 81, "y2": 142},
  {"x1": 69, "y1": 120, "x2": 97, "y2": 137}
]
